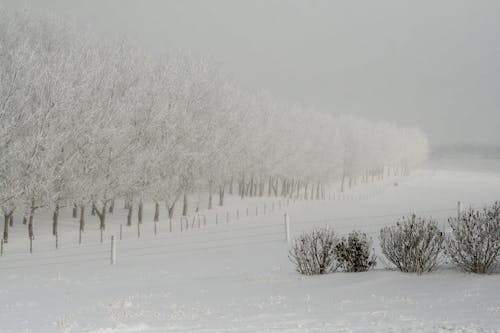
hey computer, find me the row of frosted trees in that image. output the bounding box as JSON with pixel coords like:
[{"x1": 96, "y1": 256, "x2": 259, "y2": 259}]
[{"x1": 0, "y1": 10, "x2": 428, "y2": 242}]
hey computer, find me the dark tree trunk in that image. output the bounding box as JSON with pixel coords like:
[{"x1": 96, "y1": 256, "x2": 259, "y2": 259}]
[
  {"x1": 28, "y1": 202, "x2": 36, "y2": 240},
  {"x1": 52, "y1": 205, "x2": 59, "y2": 236},
  {"x1": 154, "y1": 201, "x2": 160, "y2": 222},
  {"x1": 138, "y1": 200, "x2": 143, "y2": 224},
  {"x1": 109, "y1": 199, "x2": 114, "y2": 213},
  {"x1": 219, "y1": 187, "x2": 225, "y2": 206},
  {"x1": 94, "y1": 203, "x2": 107, "y2": 231},
  {"x1": 72, "y1": 204, "x2": 78, "y2": 218},
  {"x1": 3, "y1": 212, "x2": 12, "y2": 243},
  {"x1": 182, "y1": 193, "x2": 188, "y2": 216},
  {"x1": 79, "y1": 205, "x2": 85, "y2": 232},
  {"x1": 127, "y1": 205, "x2": 133, "y2": 226},
  {"x1": 208, "y1": 181, "x2": 213, "y2": 209}
]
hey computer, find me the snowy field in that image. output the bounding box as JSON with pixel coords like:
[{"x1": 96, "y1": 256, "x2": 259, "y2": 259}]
[{"x1": 1, "y1": 159, "x2": 499, "y2": 333}]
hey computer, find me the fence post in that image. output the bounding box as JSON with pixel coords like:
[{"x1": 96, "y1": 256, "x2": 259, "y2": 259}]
[
  {"x1": 79, "y1": 228, "x2": 82, "y2": 245},
  {"x1": 154, "y1": 221, "x2": 158, "y2": 235},
  {"x1": 29, "y1": 236, "x2": 33, "y2": 254},
  {"x1": 137, "y1": 221, "x2": 140, "y2": 238},
  {"x1": 55, "y1": 234, "x2": 58, "y2": 250},
  {"x1": 203, "y1": 215, "x2": 206, "y2": 226},
  {"x1": 100, "y1": 228, "x2": 103, "y2": 243},
  {"x1": 110, "y1": 235, "x2": 116, "y2": 265},
  {"x1": 284, "y1": 213, "x2": 290, "y2": 243},
  {"x1": 119, "y1": 224, "x2": 123, "y2": 240},
  {"x1": 457, "y1": 201, "x2": 462, "y2": 219},
  {"x1": 1, "y1": 239, "x2": 3, "y2": 256}
]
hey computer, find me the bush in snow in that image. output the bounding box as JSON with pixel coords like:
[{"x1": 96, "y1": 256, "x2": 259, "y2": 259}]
[
  {"x1": 379, "y1": 215, "x2": 444, "y2": 274},
  {"x1": 446, "y1": 202, "x2": 500, "y2": 274},
  {"x1": 334, "y1": 230, "x2": 376, "y2": 272},
  {"x1": 289, "y1": 227, "x2": 338, "y2": 275}
]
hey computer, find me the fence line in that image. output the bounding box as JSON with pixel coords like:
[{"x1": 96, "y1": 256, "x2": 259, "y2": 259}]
[{"x1": 0, "y1": 198, "x2": 484, "y2": 269}]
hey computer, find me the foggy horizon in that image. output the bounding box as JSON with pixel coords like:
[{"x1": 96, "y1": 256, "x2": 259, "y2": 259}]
[{"x1": 2, "y1": 0, "x2": 499, "y2": 146}]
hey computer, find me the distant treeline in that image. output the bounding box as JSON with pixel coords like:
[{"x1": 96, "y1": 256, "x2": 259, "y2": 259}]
[{"x1": 431, "y1": 144, "x2": 500, "y2": 159}]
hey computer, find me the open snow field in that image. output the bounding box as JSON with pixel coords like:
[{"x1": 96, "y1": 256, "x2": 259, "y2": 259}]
[{"x1": 1, "y1": 160, "x2": 499, "y2": 333}]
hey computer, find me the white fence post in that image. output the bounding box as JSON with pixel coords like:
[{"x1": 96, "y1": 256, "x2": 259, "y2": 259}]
[
  {"x1": 110, "y1": 235, "x2": 116, "y2": 265},
  {"x1": 457, "y1": 201, "x2": 462, "y2": 219},
  {"x1": 284, "y1": 213, "x2": 290, "y2": 243}
]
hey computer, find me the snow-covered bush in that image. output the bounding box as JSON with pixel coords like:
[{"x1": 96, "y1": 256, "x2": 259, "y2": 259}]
[
  {"x1": 379, "y1": 215, "x2": 444, "y2": 274},
  {"x1": 446, "y1": 202, "x2": 500, "y2": 274},
  {"x1": 289, "y1": 228, "x2": 338, "y2": 275},
  {"x1": 334, "y1": 231, "x2": 376, "y2": 272}
]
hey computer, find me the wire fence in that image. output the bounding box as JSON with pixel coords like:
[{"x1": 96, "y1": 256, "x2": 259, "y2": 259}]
[{"x1": 0, "y1": 195, "x2": 490, "y2": 271}]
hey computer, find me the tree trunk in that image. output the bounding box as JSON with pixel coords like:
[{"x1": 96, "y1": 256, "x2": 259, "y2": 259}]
[
  {"x1": 138, "y1": 200, "x2": 143, "y2": 224},
  {"x1": 8, "y1": 214, "x2": 13, "y2": 227},
  {"x1": 72, "y1": 204, "x2": 78, "y2": 218},
  {"x1": 240, "y1": 176, "x2": 245, "y2": 199},
  {"x1": 127, "y1": 205, "x2": 133, "y2": 226},
  {"x1": 98, "y1": 205, "x2": 106, "y2": 231},
  {"x1": 22, "y1": 216, "x2": 27, "y2": 225},
  {"x1": 154, "y1": 201, "x2": 160, "y2": 222},
  {"x1": 52, "y1": 204, "x2": 59, "y2": 236},
  {"x1": 3, "y1": 212, "x2": 12, "y2": 243},
  {"x1": 109, "y1": 199, "x2": 114, "y2": 213},
  {"x1": 208, "y1": 181, "x2": 213, "y2": 209},
  {"x1": 93, "y1": 203, "x2": 107, "y2": 231},
  {"x1": 229, "y1": 177, "x2": 233, "y2": 195},
  {"x1": 28, "y1": 202, "x2": 36, "y2": 240},
  {"x1": 79, "y1": 205, "x2": 85, "y2": 232},
  {"x1": 182, "y1": 193, "x2": 188, "y2": 216},
  {"x1": 219, "y1": 187, "x2": 225, "y2": 206}
]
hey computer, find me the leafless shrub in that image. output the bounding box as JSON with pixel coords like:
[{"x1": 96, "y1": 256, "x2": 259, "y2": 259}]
[
  {"x1": 380, "y1": 215, "x2": 444, "y2": 274},
  {"x1": 446, "y1": 202, "x2": 500, "y2": 274},
  {"x1": 334, "y1": 230, "x2": 376, "y2": 272},
  {"x1": 289, "y1": 227, "x2": 338, "y2": 275}
]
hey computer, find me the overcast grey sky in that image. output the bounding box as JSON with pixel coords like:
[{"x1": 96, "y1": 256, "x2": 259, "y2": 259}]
[{"x1": 2, "y1": 0, "x2": 499, "y2": 145}]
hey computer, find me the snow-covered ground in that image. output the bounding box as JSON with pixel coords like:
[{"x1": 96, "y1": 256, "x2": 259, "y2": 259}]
[{"x1": 1, "y1": 160, "x2": 499, "y2": 333}]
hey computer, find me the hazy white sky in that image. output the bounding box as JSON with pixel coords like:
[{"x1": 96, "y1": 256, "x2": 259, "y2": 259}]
[{"x1": 2, "y1": 0, "x2": 499, "y2": 145}]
